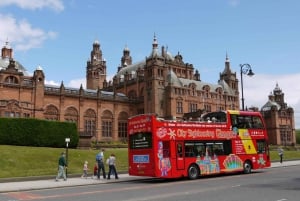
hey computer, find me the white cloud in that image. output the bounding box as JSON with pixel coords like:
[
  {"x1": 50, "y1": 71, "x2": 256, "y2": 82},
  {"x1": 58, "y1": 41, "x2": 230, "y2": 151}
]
[
  {"x1": 242, "y1": 73, "x2": 300, "y2": 128},
  {"x1": 242, "y1": 73, "x2": 300, "y2": 107},
  {"x1": 68, "y1": 78, "x2": 86, "y2": 89},
  {"x1": 45, "y1": 80, "x2": 60, "y2": 86},
  {"x1": 0, "y1": 14, "x2": 57, "y2": 51},
  {"x1": 0, "y1": 0, "x2": 64, "y2": 12}
]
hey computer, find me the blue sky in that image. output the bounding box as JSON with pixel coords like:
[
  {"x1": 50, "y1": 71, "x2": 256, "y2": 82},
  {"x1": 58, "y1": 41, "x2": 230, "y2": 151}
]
[{"x1": 1, "y1": 0, "x2": 300, "y2": 128}]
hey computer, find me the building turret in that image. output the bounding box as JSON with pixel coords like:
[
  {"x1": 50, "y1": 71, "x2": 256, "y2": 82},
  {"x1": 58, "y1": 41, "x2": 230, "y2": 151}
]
[{"x1": 86, "y1": 40, "x2": 107, "y2": 90}]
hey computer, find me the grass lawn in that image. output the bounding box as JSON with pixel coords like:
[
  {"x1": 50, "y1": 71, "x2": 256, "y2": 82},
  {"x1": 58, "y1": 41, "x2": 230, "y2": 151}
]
[
  {"x1": 1, "y1": 145, "x2": 300, "y2": 179},
  {"x1": 0, "y1": 145, "x2": 128, "y2": 178}
]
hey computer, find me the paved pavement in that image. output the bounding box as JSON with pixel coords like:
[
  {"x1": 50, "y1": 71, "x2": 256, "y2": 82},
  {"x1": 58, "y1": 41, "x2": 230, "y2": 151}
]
[{"x1": 1, "y1": 160, "x2": 299, "y2": 193}]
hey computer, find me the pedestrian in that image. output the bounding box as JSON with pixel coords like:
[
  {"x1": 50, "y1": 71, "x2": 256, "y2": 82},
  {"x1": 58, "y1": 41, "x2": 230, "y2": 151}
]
[
  {"x1": 81, "y1": 161, "x2": 89, "y2": 178},
  {"x1": 106, "y1": 157, "x2": 115, "y2": 176},
  {"x1": 96, "y1": 149, "x2": 106, "y2": 179},
  {"x1": 278, "y1": 147, "x2": 284, "y2": 163},
  {"x1": 107, "y1": 153, "x2": 119, "y2": 180},
  {"x1": 55, "y1": 152, "x2": 67, "y2": 181},
  {"x1": 93, "y1": 162, "x2": 98, "y2": 179}
]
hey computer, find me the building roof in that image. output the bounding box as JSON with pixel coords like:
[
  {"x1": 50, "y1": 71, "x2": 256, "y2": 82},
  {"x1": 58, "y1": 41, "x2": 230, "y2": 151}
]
[
  {"x1": 261, "y1": 100, "x2": 281, "y2": 111},
  {"x1": 167, "y1": 69, "x2": 234, "y2": 94},
  {"x1": 0, "y1": 57, "x2": 30, "y2": 76},
  {"x1": 116, "y1": 60, "x2": 145, "y2": 79}
]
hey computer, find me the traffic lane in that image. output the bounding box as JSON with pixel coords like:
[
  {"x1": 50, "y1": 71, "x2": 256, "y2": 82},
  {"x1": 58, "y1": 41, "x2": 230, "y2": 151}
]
[
  {"x1": 0, "y1": 176, "x2": 242, "y2": 201},
  {"x1": 1, "y1": 166, "x2": 300, "y2": 201}
]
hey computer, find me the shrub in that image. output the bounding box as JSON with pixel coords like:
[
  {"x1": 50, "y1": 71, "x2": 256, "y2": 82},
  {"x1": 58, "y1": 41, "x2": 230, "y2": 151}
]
[{"x1": 0, "y1": 118, "x2": 78, "y2": 148}]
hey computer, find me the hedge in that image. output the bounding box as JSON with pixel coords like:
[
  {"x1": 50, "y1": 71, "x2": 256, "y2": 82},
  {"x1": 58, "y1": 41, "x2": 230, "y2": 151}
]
[{"x1": 0, "y1": 118, "x2": 78, "y2": 148}]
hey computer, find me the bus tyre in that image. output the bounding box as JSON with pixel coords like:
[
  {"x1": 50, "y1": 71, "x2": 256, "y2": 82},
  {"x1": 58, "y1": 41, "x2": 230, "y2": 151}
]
[
  {"x1": 243, "y1": 161, "x2": 252, "y2": 174},
  {"x1": 188, "y1": 164, "x2": 199, "y2": 180}
]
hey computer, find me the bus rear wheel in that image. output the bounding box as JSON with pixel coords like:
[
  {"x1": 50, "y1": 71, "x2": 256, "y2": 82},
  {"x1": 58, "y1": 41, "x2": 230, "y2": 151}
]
[
  {"x1": 243, "y1": 161, "x2": 252, "y2": 174},
  {"x1": 188, "y1": 164, "x2": 199, "y2": 180}
]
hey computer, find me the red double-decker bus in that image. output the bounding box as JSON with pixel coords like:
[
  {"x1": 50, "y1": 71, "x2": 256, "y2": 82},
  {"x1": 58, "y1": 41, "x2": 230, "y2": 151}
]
[{"x1": 128, "y1": 110, "x2": 271, "y2": 179}]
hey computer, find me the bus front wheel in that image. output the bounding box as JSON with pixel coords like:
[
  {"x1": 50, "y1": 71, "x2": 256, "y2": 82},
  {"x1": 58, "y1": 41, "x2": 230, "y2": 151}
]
[
  {"x1": 243, "y1": 161, "x2": 252, "y2": 174},
  {"x1": 188, "y1": 164, "x2": 199, "y2": 180}
]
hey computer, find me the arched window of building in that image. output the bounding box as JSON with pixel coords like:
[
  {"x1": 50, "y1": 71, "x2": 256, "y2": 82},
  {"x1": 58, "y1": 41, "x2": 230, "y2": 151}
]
[
  {"x1": 176, "y1": 97, "x2": 183, "y2": 114},
  {"x1": 189, "y1": 83, "x2": 196, "y2": 96},
  {"x1": 64, "y1": 106, "x2": 78, "y2": 124},
  {"x1": 44, "y1": 104, "x2": 59, "y2": 120},
  {"x1": 202, "y1": 85, "x2": 210, "y2": 99},
  {"x1": 2, "y1": 100, "x2": 21, "y2": 118},
  {"x1": 4, "y1": 76, "x2": 18, "y2": 84},
  {"x1": 118, "y1": 112, "x2": 128, "y2": 141},
  {"x1": 84, "y1": 109, "x2": 96, "y2": 136},
  {"x1": 101, "y1": 110, "x2": 113, "y2": 138}
]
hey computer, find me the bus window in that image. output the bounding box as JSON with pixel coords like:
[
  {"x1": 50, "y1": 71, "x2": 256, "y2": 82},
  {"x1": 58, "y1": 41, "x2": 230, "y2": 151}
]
[
  {"x1": 230, "y1": 115, "x2": 238, "y2": 128},
  {"x1": 257, "y1": 140, "x2": 266, "y2": 153},
  {"x1": 205, "y1": 143, "x2": 214, "y2": 157},
  {"x1": 185, "y1": 142, "x2": 195, "y2": 157},
  {"x1": 253, "y1": 116, "x2": 264, "y2": 129},
  {"x1": 213, "y1": 143, "x2": 224, "y2": 155},
  {"x1": 195, "y1": 142, "x2": 205, "y2": 157},
  {"x1": 231, "y1": 114, "x2": 265, "y2": 129},
  {"x1": 237, "y1": 116, "x2": 252, "y2": 128},
  {"x1": 177, "y1": 143, "x2": 183, "y2": 157},
  {"x1": 129, "y1": 132, "x2": 152, "y2": 149},
  {"x1": 223, "y1": 140, "x2": 232, "y2": 155}
]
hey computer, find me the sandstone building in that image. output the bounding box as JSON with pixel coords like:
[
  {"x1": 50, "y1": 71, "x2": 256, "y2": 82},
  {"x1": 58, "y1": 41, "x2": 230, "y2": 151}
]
[
  {"x1": 0, "y1": 36, "x2": 295, "y2": 146},
  {"x1": 261, "y1": 83, "x2": 296, "y2": 146}
]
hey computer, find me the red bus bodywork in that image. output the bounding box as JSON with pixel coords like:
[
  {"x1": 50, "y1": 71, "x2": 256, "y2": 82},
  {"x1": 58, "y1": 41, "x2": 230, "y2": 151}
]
[{"x1": 128, "y1": 110, "x2": 271, "y2": 179}]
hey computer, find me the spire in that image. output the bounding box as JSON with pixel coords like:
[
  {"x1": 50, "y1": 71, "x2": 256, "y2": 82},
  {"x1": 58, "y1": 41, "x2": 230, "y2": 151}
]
[
  {"x1": 150, "y1": 33, "x2": 159, "y2": 57},
  {"x1": 225, "y1": 52, "x2": 230, "y2": 62},
  {"x1": 153, "y1": 33, "x2": 158, "y2": 48},
  {"x1": 124, "y1": 44, "x2": 129, "y2": 52},
  {"x1": 223, "y1": 52, "x2": 231, "y2": 74},
  {"x1": 60, "y1": 81, "x2": 65, "y2": 91},
  {"x1": 273, "y1": 82, "x2": 282, "y2": 95}
]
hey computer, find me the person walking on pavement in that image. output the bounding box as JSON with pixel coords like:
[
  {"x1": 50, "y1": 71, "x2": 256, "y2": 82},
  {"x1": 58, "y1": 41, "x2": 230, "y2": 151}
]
[
  {"x1": 81, "y1": 161, "x2": 89, "y2": 178},
  {"x1": 278, "y1": 147, "x2": 284, "y2": 163},
  {"x1": 107, "y1": 153, "x2": 119, "y2": 180},
  {"x1": 92, "y1": 162, "x2": 98, "y2": 179},
  {"x1": 56, "y1": 152, "x2": 67, "y2": 181},
  {"x1": 96, "y1": 149, "x2": 106, "y2": 179}
]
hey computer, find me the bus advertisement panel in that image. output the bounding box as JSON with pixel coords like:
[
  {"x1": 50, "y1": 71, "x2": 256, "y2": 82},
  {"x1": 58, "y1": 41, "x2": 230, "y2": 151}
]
[{"x1": 128, "y1": 110, "x2": 271, "y2": 179}]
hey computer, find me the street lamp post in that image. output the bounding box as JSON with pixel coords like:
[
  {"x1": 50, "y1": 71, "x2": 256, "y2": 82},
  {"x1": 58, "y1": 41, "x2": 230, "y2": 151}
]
[
  {"x1": 65, "y1": 138, "x2": 70, "y2": 177},
  {"x1": 240, "y1": 64, "x2": 254, "y2": 111}
]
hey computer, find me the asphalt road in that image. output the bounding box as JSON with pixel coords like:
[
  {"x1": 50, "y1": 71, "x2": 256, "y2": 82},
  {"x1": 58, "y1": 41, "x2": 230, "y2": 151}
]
[{"x1": 1, "y1": 166, "x2": 300, "y2": 201}]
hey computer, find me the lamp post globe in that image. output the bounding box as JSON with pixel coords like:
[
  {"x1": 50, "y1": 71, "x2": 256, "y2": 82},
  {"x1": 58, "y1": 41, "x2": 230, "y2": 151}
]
[
  {"x1": 240, "y1": 64, "x2": 254, "y2": 111},
  {"x1": 65, "y1": 138, "x2": 70, "y2": 177}
]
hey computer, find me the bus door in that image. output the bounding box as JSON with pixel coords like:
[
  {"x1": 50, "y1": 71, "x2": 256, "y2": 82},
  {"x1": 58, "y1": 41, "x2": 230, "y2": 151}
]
[{"x1": 176, "y1": 141, "x2": 185, "y2": 170}]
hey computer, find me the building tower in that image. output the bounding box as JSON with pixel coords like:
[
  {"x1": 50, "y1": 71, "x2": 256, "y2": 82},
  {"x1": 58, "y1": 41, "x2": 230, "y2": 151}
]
[
  {"x1": 261, "y1": 83, "x2": 296, "y2": 145},
  {"x1": 121, "y1": 45, "x2": 132, "y2": 67},
  {"x1": 143, "y1": 35, "x2": 166, "y2": 116},
  {"x1": 33, "y1": 65, "x2": 45, "y2": 118},
  {"x1": 1, "y1": 40, "x2": 13, "y2": 59},
  {"x1": 219, "y1": 54, "x2": 238, "y2": 91},
  {"x1": 86, "y1": 40, "x2": 107, "y2": 90},
  {"x1": 219, "y1": 54, "x2": 239, "y2": 109}
]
